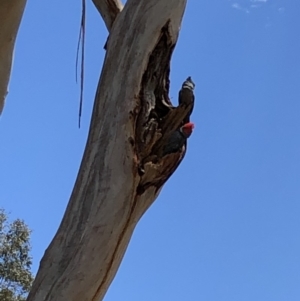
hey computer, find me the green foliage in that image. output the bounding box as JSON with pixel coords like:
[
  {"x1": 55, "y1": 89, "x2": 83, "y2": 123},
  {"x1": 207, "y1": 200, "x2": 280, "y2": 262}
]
[{"x1": 0, "y1": 209, "x2": 34, "y2": 301}]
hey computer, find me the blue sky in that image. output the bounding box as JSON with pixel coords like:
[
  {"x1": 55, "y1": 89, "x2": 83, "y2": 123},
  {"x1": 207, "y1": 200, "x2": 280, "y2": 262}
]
[{"x1": 1, "y1": 0, "x2": 300, "y2": 300}]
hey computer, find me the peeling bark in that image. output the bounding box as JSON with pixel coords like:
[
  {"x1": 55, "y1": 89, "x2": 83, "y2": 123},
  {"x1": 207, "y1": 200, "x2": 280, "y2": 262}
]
[
  {"x1": 27, "y1": 0, "x2": 193, "y2": 300},
  {"x1": 0, "y1": 0, "x2": 27, "y2": 114}
]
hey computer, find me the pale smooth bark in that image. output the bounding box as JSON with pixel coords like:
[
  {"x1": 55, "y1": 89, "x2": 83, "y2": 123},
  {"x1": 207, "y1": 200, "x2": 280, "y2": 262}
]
[
  {"x1": 27, "y1": 0, "x2": 190, "y2": 300},
  {"x1": 92, "y1": 0, "x2": 123, "y2": 31},
  {"x1": 0, "y1": 0, "x2": 27, "y2": 114}
]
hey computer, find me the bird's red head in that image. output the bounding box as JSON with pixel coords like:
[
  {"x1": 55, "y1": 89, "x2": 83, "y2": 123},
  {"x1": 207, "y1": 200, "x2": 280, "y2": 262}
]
[{"x1": 181, "y1": 122, "x2": 195, "y2": 137}]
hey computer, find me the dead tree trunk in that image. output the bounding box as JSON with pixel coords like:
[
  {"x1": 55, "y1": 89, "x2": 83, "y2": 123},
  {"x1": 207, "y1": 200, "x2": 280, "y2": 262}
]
[{"x1": 27, "y1": 0, "x2": 194, "y2": 300}]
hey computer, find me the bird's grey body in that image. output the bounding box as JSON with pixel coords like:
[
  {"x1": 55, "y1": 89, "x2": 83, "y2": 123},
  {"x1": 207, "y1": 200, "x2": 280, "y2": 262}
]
[
  {"x1": 162, "y1": 130, "x2": 187, "y2": 156},
  {"x1": 162, "y1": 123, "x2": 194, "y2": 156}
]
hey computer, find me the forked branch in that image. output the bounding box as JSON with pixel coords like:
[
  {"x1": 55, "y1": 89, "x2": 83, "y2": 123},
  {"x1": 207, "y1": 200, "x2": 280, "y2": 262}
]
[{"x1": 92, "y1": 0, "x2": 123, "y2": 31}]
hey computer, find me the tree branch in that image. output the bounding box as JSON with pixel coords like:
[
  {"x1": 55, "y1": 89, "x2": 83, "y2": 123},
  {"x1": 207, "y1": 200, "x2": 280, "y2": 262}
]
[
  {"x1": 27, "y1": 0, "x2": 189, "y2": 300},
  {"x1": 92, "y1": 0, "x2": 123, "y2": 32},
  {"x1": 0, "y1": 0, "x2": 27, "y2": 114}
]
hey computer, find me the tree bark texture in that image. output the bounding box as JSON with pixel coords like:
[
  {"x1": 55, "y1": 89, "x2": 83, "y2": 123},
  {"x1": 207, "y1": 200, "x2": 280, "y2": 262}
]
[
  {"x1": 92, "y1": 0, "x2": 123, "y2": 31},
  {"x1": 0, "y1": 0, "x2": 27, "y2": 114},
  {"x1": 27, "y1": 0, "x2": 193, "y2": 300}
]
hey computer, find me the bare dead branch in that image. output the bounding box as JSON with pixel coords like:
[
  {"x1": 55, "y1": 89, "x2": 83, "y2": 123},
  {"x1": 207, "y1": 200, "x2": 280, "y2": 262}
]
[
  {"x1": 0, "y1": 0, "x2": 27, "y2": 114},
  {"x1": 92, "y1": 0, "x2": 123, "y2": 32}
]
